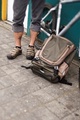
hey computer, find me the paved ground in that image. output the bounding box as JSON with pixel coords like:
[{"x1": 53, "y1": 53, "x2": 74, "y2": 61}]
[{"x1": 0, "y1": 21, "x2": 80, "y2": 120}]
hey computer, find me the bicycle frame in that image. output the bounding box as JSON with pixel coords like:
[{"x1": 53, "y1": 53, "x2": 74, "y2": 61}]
[
  {"x1": 56, "y1": 0, "x2": 80, "y2": 35},
  {"x1": 41, "y1": 0, "x2": 80, "y2": 58},
  {"x1": 59, "y1": 11, "x2": 80, "y2": 36}
]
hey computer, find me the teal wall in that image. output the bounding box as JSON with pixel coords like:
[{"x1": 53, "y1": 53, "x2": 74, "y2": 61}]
[
  {"x1": 61, "y1": 2, "x2": 80, "y2": 47},
  {"x1": 27, "y1": 0, "x2": 80, "y2": 48},
  {"x1": 46, "y1": 0, "x2": 59, "y2": 5},
  {"x1": 27, "y1": 0, "x2": 31, "y2": 36},
  {"x1": 45, "y1": 0, "x2": 80, "y2": 48}
]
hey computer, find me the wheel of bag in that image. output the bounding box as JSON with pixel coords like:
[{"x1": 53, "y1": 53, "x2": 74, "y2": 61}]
[{"x1": 35, "y1": 3, "x2": 57, "y2": 50}]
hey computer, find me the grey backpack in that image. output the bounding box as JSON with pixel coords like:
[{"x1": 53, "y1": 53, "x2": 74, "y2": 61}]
[{"x1": 22, "y1": 34, "x2": 76, "y2": 85}]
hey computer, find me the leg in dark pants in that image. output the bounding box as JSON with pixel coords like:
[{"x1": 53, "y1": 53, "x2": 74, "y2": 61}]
[{"x1": 7, "y1": 0, "x2": 45, "y2": 60}]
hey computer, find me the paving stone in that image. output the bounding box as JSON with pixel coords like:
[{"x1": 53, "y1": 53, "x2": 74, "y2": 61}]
[
  {"x1": 45, "y1": 100, "x2": 71, "y2": 119},
  {"x1": 32, "y1": 76, "x2": 52, "y2": 89},
  {"x1": 11, "y1": 60, "x2": 31, "y2": 70},
  {"x1": 43, "y1": 84, "x2": 66, "y2": 99},
  {"x1": 0, "y1": 75, "x2": 16, "y2": 87},
  {"x1": 2, "y1": 100, "x2": 29, "y2": 118},
  {"x1": 57, "y1": 93, "x2": 80, "y2": 112},
  {"x1": 0, "y1": 58, "x2": 9, "y2": 67},
  {"x1": 9, "y1": 69, "x2": 36, "y2": 83},
  {"x1": 61, "y1": 75, "x2": 79, "y2": 90},
  {"x1": 9, "y1": 106, "x2": 60, "y2": 120},
  {"x1": 1, "y1": 64, "x2": 18, "y2": 74},
  {"x1": 74, "y1": 109, "x2": 80, "y2": 117},
  {"x1": 30, "y1": 106, "x2": 60, "y2": 120},
  {"x1": 67, "y1": 89, "x2": 80, "y2": 102},
  {"x1": 0, "y1": 107, "x2": 10, "y2": 120},
  {"x1": 0, "y1": 39, "x2": 4, "y2": 45},
  {"x1": 62, "y1": 112, "x2": 80, "y2": 120},
  {"x1": 4, "y1": 81, "x2": 40, "y2": 99},
  {"x1": 0, "y1": 88, "x2": 16, "y2": 106},
  {"x1": 9, "y1": 112, "x2": 38, "y2": 120},
  {"x1": 0, "y1": 68, "x2": 7, "y2": 77},
  {"x1": 0, "y1": 84, "x2": 4, "y2": 89},
  {"x1": 32, "y1": 88, "x2": 54, "y2": 103},
  {"x1": 0, "y1": 47, "x2": 9, "y2": 57},
  {"x1": 18, "y1": 94, "x2": 42, "y2": 112},
  {"x1": 0, "y1": 21, "x2": 80, "y2": 120},
  {"x1": 67, "y1": 63, "x2": 78, "y2": 77},
  {"x1": 1, "y1": 44, "x2": 11, "y2": 49}
]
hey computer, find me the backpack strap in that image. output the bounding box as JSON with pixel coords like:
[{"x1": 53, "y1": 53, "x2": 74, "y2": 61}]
[
  {"x1": 21, "y1": 65, "x2": 31, "y2": 69},
  {"x1": 59, "y1": 77, "x2": 72, "y2": 86},
  {"x1": 21, "y1": 61, "x2": 33, "y2": 69}
]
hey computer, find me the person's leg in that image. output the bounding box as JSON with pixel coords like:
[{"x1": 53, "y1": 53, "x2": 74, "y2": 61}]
[
  {"x1": 26, "y1": 0, "x2": 45, "y2": 60},
  {"x1": 7, "y1": 0, "x2": 29, "y2": 59},
  {"x1": 14, "y1": 32, "x2": 23, "y2": 47}
]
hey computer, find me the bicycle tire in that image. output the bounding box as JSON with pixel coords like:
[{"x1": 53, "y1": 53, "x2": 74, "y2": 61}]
[{"x1": 35, "y1": 3, "x2": 57, "y2": 50}]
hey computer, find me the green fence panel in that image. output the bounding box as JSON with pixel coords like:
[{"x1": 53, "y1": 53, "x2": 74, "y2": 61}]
[
  {"x1": 61, "y1": 2, "x2": 80, "y2": 47},
  {"x1": 27, "y1": 0, "x2": 31, "y2": 36},
  {"x1": 46, "y1": 0, "x2": 59, "y2": 5}
]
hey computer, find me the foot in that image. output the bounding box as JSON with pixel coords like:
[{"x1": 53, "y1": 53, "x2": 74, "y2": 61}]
[
  {"x1": 26, "y1": 45, "x2": 35, "y2": 60},
  {"x1": 7, "y1": 47, "x2": 22, "y2": 60}
]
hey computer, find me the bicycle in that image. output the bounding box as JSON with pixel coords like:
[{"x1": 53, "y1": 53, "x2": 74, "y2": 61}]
[{"x1": 35, "y1": 0, "x2": 80, "y2": 59}]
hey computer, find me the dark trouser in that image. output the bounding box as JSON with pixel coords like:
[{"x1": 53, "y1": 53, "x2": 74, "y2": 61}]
[{"x1": 12, "y1": 0, "x2": 45, "y2": 32}]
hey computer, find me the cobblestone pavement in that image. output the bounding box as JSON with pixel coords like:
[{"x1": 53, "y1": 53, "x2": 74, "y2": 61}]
[{"x1": 0, "y1": 21, "x2": 80, "y2": 120}]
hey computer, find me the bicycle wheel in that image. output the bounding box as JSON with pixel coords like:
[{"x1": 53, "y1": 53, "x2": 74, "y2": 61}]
[{"x1": 35, "y1": 3, "x2": 57, "y2": 50}]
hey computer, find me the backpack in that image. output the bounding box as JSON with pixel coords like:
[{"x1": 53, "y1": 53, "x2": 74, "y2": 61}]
[{"x1": 22, "y1": 34, "x2": 76, "y2": 85}]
